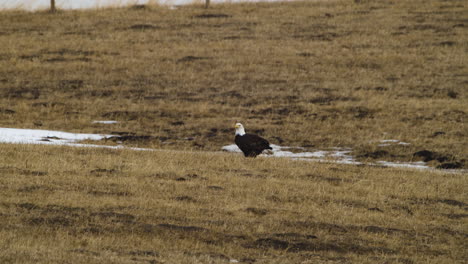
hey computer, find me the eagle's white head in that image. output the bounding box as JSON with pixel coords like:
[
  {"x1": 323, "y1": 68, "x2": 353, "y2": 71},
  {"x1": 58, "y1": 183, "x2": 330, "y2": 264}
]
[{"x1": 235, "y1": 123, "x2": 246, "y2": 136}]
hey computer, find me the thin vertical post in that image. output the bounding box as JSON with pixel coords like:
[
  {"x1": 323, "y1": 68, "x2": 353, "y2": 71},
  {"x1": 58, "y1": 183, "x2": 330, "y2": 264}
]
[
  {"x1": 50, "y1": 0, "x2": 56, "y2": 12},
  {"x1": 205, "y1": 0, "x2": 210, "y2": 8}
]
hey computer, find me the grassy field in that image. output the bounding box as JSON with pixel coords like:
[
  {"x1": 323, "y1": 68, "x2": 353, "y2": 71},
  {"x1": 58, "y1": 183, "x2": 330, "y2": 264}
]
[
  {"x1": 0, "y1": 0, "x2": 466, "y2": 167},
  {"x1": 0, "y1": 143, "x2": 466, "y2": 263},
  {"x1": 0, "y1": 0, "x2": 467, "y2": 263}
]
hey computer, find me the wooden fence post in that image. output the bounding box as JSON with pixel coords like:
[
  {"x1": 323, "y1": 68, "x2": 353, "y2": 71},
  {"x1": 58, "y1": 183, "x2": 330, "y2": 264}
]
[
  {"x1": 50, "y1": 0, "x2": 56, "y2": 12},
  {"x1": 205, "y1": 0, "x2": 210, "y2": 8}
]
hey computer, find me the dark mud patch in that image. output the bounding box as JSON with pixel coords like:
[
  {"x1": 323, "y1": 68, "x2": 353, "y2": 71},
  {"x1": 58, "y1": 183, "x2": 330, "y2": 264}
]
[
  {"x1": 413, "y1": 150, "x2": 452, "y2": 162},
  {"x1": 368, "y1": 207, "x2": 384, "y2": 213},
  {"x1": 193, "y1": 13, "x2": 231, "y2": 19},
  {"x1": 297, "y1": 52, "x2": 314, "y2": 57},
  {"x1": 444, "y1": 213, "x2": 468, "y2": 219},
  {"x1": 69, "y1": 248, "x2": 100, "y2": 256},
  {"x1": 0, "y1": 108, "x2": 15, "y2": 114},
  {"x1": 88, "y1": 190, "x2": 132, "y2": 197},
  {"x1": 437, "y1": 162, "x2": 464, "y2": 169},
  {"x1": 177, "y1": 56, "x2": 211, "y2": 63},
  {"x1": 129, "y1": 250, "x2": 159, "y2": 257},
  {"x1": 128, "y1": 24, "x2": 160, "y2": 30},
  {"x1": 102, "y1": 110, "x2": 139, "y2": 120},
  {"x1": 207, "y1": 185, "x2": 224, "y2": 190},
  {"x1": 45, "y1": 57, "x2": 90, "y2": 63},
  {"x1": 430, "y1": 131, "x2": 446, "y2": 137},
  {"x1": 347, "y1": 106, "x2": 376, "y2": 119},
  {"x1": 362, "y1": 225, "x2": 406, "y2": 235},
  {"x1": 438, "y1": 41, "x2": 456, "y2": 46},
  {"x1": 221, "y1": 90, "x2": 245, "y2": 99},
  {"x1": 26, "y1": 216, "x2": 72, "y2": 227},
  {"x1": 171, "y1": 121, "x2": 185, "y2": 126},
  {"x1": 245, "y1": 207, "x2": 268, "y2": 216},
  {"x1": 409, "y1": 198, "x2": 467, "y2": 208},
  {"x1": 157, "y1": 223, "x2": 207, "y2": 232},
  {"x1": 90, "y1": 168, "x2": 120, "y2": 176},
  {"x1": 309, "y1": 95, "x2": 358, "y2": 105},
  {"x1": 174, "y1": 196, "x2": 197, "y2": 203},
  {"x1": 243, "y1": 237, "x2": 394, "y2": 254},
  {"x1": 17, "y1": 185, "x2": 44, "y2": 192},
  {"x1": 6, "y1": 87, "x2": 41, "y2": 99},
  {"x1": 108, "y1": 135, "x2": 166, "y2": 144},
  {"x1": 58, "y1": 79, "x2": 84, "y2": 90},
  {"x1": 273, "y1": 232, "x2": 318, "y2": 240},
  {"x1": 17, "y1": 203, "x2": 39, "y2": 210},
  {"x1": 31, "y1": 102, "x2": 65, "y2": 107},
  {"x1": 294, "y1": 32, "x2": 339, "y2": 41},
  {"x1": 284, "y1": 221, "x2": 415, "y2": 237}
]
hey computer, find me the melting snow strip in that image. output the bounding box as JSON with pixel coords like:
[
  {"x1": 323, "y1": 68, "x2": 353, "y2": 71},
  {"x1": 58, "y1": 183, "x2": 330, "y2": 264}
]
[
  {"x1": 92, "y1": 120, "x2": 118, "y2": 124},
  {"x1": 221, "y1": 144, "x2": 435, "y2": 170},
  {"x1": 0, "y1": 127, "x2": 454, "y2": 172}
]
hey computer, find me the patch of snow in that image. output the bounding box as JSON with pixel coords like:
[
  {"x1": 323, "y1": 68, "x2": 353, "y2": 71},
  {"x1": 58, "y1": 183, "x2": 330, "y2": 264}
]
[
  {"x1": 221, "y1": 143, "x2": 440, "y2": 170},
  {"x1": 0, "y1": 127, "x2": 155, "y2": 151},
  {"x1": 92, "y1": 120, "x2": 118, "y2": 124},
  {"x1": 376, "y1": 161, "x2": 430, "y2": 169},
  {"x1": 378, "y1": 139, "x2": 410, "y2": 147},
  {"x1": 221, "y1": 144, "x2": 242, "y2": 153},
  {"x1": 0, "y1": 127, "x2": 111, "y2": 145},
  {"x1": 0, "y1": 0, "x2": 301, "y2": 11},
  {"x1": 222, "y1": 143, "x2": 359, "y2": 164}
]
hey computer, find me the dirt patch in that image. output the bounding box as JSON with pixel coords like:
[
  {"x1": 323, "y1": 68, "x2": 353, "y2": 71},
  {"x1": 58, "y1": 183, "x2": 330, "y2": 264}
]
[
  {"x1": 6, "y1": 87, "x2": 41, "y2": 99},
  {"x1": 128, "y1": 24, "x2": 160, "y2": 30},
  {"x1": 347, "y1": 106, "x2": 376, "y2": 119},
  {"x1": 245, "y1": 207, "x2": 268, "y2": 216},
  {"x1": 157, "y1": 223, "x2": 207, "y2": 232},
  {"x1": 410, "y1": 198, "x2": 467, "y2": 208},
  {"x1": 26, "y1": 216, "x2": 72, "y2": 227},
  {"x1": 193, "y1": 13, "x2": 231, "y2": 19},
  {"x1": 0, "y1": 108, "x2": 15, "y2": 114},
  {"x1": 129, "y1": 250, "x2": 159, "y2": 257},
  {"x1": 444, "y1": 214, "x2": 468, "y2": 219},
  {"x1": 88, "y1": 190, "x2": 132, "y2": 197},
  {"x1": 177, "y1": 56, "x2": 211, "y2": 63},
  {"x1": 174, "y1": 196, "x2": 197, "y2": 202},
  {"x1": 437, "y1": 162, "x2": 464, "y2": 169},
  {"x1": 243, "y1": 237, "x2": 395, "y2": 254},
  {"x1": 90, "y1": 168, "x2": 119, "y2": 175},
  {"x1": 413, "y1": 150, "x2": 452, "y2": 162},
  {"x1": 309, "y1": 95, "x2": 358, "y2": 105}
]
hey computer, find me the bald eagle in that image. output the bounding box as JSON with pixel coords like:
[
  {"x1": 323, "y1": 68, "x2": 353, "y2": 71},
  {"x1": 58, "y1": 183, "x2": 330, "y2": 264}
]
[{"x1": 234, "y1": 123, "x2": 272, "y2": 157}]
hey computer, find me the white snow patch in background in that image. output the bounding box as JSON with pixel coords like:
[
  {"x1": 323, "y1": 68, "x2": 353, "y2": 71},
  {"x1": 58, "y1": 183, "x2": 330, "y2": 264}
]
[
  {"x1": 0, "y1": 0, "x2": 300, "y2": 11},
  {"x1": 0, "y1": 127, "x2": 452, "y2": 171},
  {"x1": 378, "y1": 139, "x2": 410, "y2": 147},
  {"x1": 221, "y1": 144, "x2": 359, "y2": 165},
  {"x1": 376, "y1": 161, "x2": 430, "y2": 169},
  {"x1": 92, "y1": 120, "x2": 119, "y2": 124},
  {"x1": 221, "y1": 144, "x2": 439, "y2": 169},
  {"x1": 0, "y1": 127, "x2": 111, "y2": 144},
  {"x1": 0, "y1": 127, "x2": 155, "y2": 151}
]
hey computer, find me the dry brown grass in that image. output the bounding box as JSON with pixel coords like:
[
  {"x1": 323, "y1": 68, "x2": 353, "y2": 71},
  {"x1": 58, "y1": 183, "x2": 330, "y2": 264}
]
[
  {"x1": 0, "y1": 143, "x2": 466, "y2": 263},
  {"x1": 0, "y1": 0, "x2": 466, "y2": 168}
]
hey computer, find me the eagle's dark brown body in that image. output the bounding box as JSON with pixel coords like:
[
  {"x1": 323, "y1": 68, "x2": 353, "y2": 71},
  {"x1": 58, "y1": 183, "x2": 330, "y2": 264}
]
[{"x1": 235, "y1": 133, "x2": 272, "y2": 157}]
